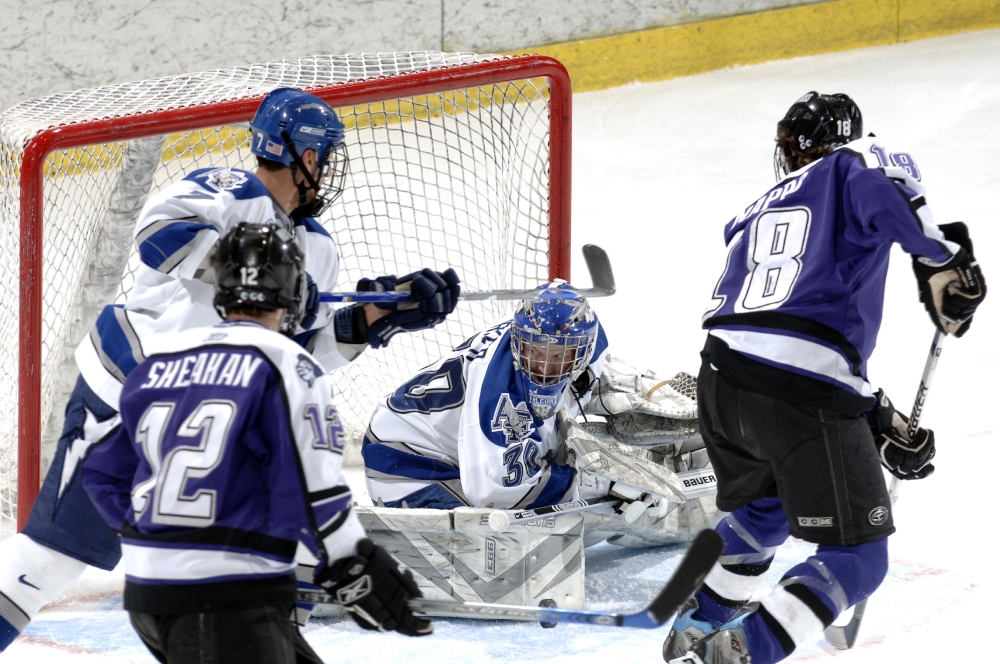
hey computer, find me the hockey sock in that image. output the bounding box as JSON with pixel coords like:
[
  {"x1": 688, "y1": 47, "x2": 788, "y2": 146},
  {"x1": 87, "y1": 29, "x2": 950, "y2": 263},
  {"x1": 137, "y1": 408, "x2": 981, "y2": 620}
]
[
  {"x1": 293, "y1": 564, "x2": 319, "y2": 627},
  {"x1": 0, "y1": 534, "x2": 88, "y2": 650},
  {"x1": 741, "y1": 538, "x2": 889, "y2": 664},
  {"x1": 693, "y1": 497, "x2": 789, "y2": 627}
]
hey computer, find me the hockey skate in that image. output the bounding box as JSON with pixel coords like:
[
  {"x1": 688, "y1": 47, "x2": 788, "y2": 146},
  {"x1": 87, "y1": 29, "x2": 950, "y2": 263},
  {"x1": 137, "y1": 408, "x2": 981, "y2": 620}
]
[
  {"x1": 662, "y1": 597, "x2": 715, "y2": 662},
  {"x1": 665, "y1": 611, "x2": 752, "y2": 664}
]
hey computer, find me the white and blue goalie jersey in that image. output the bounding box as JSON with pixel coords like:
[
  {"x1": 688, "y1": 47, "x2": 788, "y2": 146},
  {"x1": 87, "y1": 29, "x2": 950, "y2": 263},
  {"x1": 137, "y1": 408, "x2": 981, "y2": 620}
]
[
  {"x1": 75, "y1": 167, "x2": 355, "y2": 411},
  {"x1": 82, "y1": 321, "x2": 365, "y2": 614},
  {"x1": 363, "y1": 319, "x2": 609, "y2": 510}
]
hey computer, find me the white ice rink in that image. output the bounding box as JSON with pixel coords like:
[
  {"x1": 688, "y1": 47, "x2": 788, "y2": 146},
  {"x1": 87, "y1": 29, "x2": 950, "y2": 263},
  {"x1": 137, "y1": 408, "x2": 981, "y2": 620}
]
[{"x1": 7, "y1": 28, "x2": 999, "y2": 663}]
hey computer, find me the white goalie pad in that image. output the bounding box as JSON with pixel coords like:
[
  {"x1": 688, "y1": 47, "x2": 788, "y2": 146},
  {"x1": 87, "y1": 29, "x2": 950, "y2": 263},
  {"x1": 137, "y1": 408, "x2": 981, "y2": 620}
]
[
  {"x1": 601, "y1": 412, "x2": 702, "y2": 452},
  {"x1": 584, "y1": 356, "x2": 699, "y2": 420},
  {"x1": 561, "y1": 410, "x2": 687, "y2": 504},
  {"x1": 561, "y1": 410, "x2": 723, "y2": 548},
  {"x1": 355, "y1": 506, "x2": 585, "y2": 610}
]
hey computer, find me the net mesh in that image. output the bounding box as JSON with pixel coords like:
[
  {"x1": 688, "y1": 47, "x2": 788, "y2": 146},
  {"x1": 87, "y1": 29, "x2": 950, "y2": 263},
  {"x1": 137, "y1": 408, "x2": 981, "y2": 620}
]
[{"x1": 0, "y1": 52, "x2": 559, "y2": 538}]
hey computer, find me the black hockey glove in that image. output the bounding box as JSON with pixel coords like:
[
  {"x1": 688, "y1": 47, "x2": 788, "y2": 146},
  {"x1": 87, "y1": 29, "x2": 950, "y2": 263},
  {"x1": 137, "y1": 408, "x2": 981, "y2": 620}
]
[
  {"x1": 317, "y1": 538, "x2": 433, "y2": 637},
  {"x1": 912, "y1": 222, "x2": 986, "y2": 337},
  {"x1": 868, "y1": 389, "x2": 936, "y2": 480},
  {"x1": 358, "y1": 268, "x2": 461, "y2": 349}
]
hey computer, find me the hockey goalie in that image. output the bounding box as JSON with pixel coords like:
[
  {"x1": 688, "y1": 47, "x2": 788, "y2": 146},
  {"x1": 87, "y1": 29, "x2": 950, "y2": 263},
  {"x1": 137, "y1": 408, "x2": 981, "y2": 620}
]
[{"x1": 354, "y1": 282, "x2": 721, "y2": 610}]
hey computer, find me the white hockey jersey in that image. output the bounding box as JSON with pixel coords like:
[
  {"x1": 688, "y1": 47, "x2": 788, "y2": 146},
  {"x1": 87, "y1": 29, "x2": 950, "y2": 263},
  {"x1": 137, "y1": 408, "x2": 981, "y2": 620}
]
[
  {"x1": 363, "y1": 318, "x2": 610, "y2": 510},
  {"x1": 75, "y1": 167, "x2": 359, "y2": 410},
  {"x1": 82, "y1": 320, "x2": 365, "y2": 613}
]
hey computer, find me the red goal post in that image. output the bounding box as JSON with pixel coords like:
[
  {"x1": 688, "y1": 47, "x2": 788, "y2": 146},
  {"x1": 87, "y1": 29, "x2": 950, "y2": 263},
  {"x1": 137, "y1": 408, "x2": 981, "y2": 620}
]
[{"x1": 3, "y1": 53, "x2": 572, "y2": 534}]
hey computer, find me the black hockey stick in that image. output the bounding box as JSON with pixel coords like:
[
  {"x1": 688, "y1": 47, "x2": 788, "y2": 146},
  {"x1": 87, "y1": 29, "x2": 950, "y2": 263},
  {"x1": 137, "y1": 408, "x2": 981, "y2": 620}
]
[
  {"x1": 319, "y1": 244, "x2": 616, "y2": 303},
  {"x1": 823, "y1": 329, "x2": 944, "y2": 650},
  {"x1": 298, "y1": 529, "x2": 722, "y2": 628}
]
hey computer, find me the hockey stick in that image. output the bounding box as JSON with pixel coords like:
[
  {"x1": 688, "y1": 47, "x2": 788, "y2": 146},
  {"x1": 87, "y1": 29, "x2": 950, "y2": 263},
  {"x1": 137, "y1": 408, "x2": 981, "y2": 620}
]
[
  {"x1": 486, "y1": 495, "x2": 624, "y2": 531},
  {"x1": 298, "y1": 529, "x2": 722, "y2": 628},
  {"x1": 823, "y1": 329, "x2": 945, "y2": 650},
  {"x1": 318, "y1": 244, "x2": 616, "y2": 303}
]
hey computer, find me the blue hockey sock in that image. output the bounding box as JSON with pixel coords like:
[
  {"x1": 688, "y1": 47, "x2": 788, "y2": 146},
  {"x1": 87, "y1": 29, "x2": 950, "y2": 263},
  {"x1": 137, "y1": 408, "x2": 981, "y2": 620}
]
[
  {"x1": 743, "y1": 538, "x2": 889, "y2": 663},
  {"x1": 693, "y1": 497, "x2": 790, "y2": 626}
]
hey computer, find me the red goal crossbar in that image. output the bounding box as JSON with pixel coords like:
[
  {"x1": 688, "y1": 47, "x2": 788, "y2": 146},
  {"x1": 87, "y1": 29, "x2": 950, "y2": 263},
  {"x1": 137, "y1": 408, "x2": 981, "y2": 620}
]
[{"x1": 16, "y1": 54, "x2": 572, "y2": 530}]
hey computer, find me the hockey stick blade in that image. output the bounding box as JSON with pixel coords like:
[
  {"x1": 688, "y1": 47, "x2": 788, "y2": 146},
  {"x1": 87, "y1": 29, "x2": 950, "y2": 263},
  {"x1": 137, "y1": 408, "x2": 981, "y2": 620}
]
[
  {"x1": 318, "y1": 244, "x2": 616, "y2": 303},
  {"x1": 298, "y1": 529, "x2": 722, "y2": 628},
  {"x1": 823, "y1": 598, "x2": 866, "y2": 650},
  {"x1": 823, "y1": 330, "x2": 944, "y2": 651},
  {"x1": 581, "y1": 244, "x2": 616, "y2": 297}
]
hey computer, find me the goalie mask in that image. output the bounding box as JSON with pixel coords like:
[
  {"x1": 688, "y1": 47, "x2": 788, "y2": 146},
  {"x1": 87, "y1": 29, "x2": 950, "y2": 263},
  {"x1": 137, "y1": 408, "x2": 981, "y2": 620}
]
[
  {"x1": 250, "y1": 87, "x2": 348, "y2": 218},
  {"x1": 511, "y1": 283, "x2": 599, "y2": 420},
  {"x1": 774, "y1": 91, "x2": 862, "y2": 179},
  {"x1": 213, "y1": 222, "x2": 307, "y2": 336}
]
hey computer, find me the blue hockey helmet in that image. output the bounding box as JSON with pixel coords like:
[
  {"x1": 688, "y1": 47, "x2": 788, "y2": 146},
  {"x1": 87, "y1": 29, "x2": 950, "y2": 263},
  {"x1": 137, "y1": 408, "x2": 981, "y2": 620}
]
[
  {"x1": 511, "y1": 282, "x2": 599, "y2": 419},
  {"x1": 250, "y1": 87, "x2": 348, "y2": 217},
  {"x1": 774, "y1": 91, "x2": 862, "y2": 179}
]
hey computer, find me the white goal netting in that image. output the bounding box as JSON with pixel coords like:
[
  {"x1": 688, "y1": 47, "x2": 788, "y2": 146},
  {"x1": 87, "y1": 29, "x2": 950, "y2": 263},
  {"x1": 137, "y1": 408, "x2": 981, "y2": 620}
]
[{"x1": 0, "y1": 52, "x2": 568, "y2": 538}]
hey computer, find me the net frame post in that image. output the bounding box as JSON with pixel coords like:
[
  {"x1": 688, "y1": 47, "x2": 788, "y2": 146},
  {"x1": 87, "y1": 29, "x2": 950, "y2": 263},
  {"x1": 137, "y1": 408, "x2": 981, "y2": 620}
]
[{"x1": 15, "y1": 54, "x2": 572, "y2": 531}]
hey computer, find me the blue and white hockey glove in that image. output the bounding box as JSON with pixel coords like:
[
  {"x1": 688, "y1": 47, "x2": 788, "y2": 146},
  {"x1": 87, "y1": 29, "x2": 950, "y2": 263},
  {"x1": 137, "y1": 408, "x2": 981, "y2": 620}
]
[
  {"x1": 912, "y1": 222, "x2": 986, "y2": 338},
  {"x1": 868, "y1": 389, "x2": 936, "y2": 480},
  {"x1": 359, "y1": 268, "x2": 461, "y2": 349},
  {"x1": 317, "y1": 538, "x2": 433, "y2": 637}
]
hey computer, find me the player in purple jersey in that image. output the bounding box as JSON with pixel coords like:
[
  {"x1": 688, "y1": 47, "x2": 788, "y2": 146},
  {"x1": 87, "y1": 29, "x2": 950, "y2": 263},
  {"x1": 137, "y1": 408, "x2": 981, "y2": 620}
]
[
  {"x1": 83, "y1": 223, "x2": 431, "y2": 664},
  {"x1": 664, "y1": 92, "x2": 986, "y2": 664},
  {"x1": 0, "y1": 88, "x2": 458, "y2": 650}
]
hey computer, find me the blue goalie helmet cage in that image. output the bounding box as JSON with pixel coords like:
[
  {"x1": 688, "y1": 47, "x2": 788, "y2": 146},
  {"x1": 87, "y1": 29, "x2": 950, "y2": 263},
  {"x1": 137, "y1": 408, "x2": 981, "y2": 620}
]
[
  {"x1": 774, "y1": 90, "x2": 863, "y2": 179},
  {"x1": 250, "y1": 87, "x2": 348, "y2": 216},
  {"x1": 213, "y1": 221, "x2": 307, "y2": 336},
  {"x1": 511, "y1": 282, "x2": 599, "y2": 420}
]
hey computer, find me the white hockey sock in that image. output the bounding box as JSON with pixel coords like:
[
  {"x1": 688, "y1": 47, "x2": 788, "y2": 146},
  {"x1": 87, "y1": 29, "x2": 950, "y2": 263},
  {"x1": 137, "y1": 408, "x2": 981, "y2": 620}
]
[
  {"x1": 0, "y1": 534, "x2": 88, "y2": 627},
  {"x1": 757, "y1": 582, "x2": 826, "y2": 651}
]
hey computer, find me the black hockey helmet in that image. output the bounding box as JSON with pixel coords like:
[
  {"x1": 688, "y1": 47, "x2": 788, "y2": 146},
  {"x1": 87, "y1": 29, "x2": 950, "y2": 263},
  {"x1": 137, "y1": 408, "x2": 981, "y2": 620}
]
[
  {"x1": 774, "y1": 91, "x2": 863, "y2": 178},
  {"x1": 212, "y1": 222, "x2": 307, "y2": 335}
]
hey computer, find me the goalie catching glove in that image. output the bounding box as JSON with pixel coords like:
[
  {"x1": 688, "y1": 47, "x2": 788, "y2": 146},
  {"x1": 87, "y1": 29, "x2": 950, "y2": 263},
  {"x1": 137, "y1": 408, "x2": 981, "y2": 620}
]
[
  {"x1": 912, "y1": 222, "x2": 986, "y2": 337},
  {"x1": 316, "y1": 538, "x2": 433, "y2": 636},
  {"x1": 868, "y1": 389, "x2": 936, "y2": 480},
  {"x1": 584, "y1": 357, "x2": 698, "y2": 420}
]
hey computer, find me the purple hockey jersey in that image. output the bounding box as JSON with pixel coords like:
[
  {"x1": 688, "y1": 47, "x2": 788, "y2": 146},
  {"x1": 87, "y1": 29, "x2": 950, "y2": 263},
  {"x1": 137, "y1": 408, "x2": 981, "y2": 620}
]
[
  {"x1": 82, "y1": 320, "x2": 365, "y2": 613},
  {"x1": 701, "y1": 137, "x2": 959, "y2": 415}
]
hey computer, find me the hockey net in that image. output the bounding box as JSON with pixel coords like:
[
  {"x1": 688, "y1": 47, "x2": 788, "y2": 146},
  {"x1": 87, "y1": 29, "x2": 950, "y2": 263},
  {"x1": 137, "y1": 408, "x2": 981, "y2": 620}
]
[{"x1": 0, "y1": 52, "x2": 571, "y2": 537}]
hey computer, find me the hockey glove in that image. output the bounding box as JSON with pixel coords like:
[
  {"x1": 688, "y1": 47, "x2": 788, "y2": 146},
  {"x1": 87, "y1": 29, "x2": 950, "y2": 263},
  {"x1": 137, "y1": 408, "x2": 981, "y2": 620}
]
[
  {"x1": 912, "y1": 222, "x2": 986, "y2": 337},
  {"x1": 868, "y1": 389, "x2": 936, "y2": 480},
  {"x1": 359, "y1": 268, "x2": 461, "y2": 349},
  {"x1": 317, "y1": 538, "x2": 433, "y2": 637}
]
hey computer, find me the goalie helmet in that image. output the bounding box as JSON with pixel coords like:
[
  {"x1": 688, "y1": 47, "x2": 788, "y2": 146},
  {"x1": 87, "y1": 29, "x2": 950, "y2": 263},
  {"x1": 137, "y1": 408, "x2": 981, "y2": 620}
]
[
  {"x1": 250, "y1": 87, "x2": 348, "y2": 217},
  {"x1": 213, "y1": 222, "x2": 307, "y2": 336},
  {"x1": 774, "y1": 91, "x2": 863, "y2": 179},
  {"x1": 511, "y1": 282, "x2": 599, "y2": 419}
]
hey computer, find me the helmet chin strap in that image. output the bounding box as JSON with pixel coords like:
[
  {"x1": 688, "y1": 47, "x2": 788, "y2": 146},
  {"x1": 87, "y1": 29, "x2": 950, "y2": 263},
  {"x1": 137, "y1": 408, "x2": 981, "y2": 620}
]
[{"x1": 280, "y1": 130, "x2": 324, "y2": 213}]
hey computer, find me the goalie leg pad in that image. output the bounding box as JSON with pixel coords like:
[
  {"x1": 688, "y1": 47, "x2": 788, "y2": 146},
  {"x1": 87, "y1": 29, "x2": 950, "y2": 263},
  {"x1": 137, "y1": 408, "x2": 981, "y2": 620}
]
[{"x1": 353, "y1": 506, "x2": 586, "y2": 610}]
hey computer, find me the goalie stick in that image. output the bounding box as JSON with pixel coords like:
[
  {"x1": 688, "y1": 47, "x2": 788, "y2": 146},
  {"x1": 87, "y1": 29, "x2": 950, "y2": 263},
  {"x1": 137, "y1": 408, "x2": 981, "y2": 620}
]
[
  {"x1": 319, "y1": 244, "x2": 616, "y2": 303},
  {"x1": 298, "y1": 528, "x2": 723, "y2": 628},
  {"x1": 823, "y1": 329, "x2": 944, "y2": 650}
]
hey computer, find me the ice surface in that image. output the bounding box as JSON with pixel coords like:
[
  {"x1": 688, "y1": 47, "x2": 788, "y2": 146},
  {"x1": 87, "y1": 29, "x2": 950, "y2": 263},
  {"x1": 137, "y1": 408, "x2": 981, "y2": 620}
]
[{"x1": 7, "y1": 28, "x2": 999, "y2": 662}]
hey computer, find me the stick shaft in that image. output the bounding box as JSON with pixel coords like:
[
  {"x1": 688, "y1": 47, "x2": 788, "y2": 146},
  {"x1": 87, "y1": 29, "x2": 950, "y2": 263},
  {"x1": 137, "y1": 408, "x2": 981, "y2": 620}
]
[
  {"x1": 890, "y1": 329, "x2": 945, "y2": 505},
  {"x1": 318, "y1": 244, "x2": 615, "y2": 303},
  {"x1": 825, "y1": 330, "x2": 945, "y2": 650}
]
